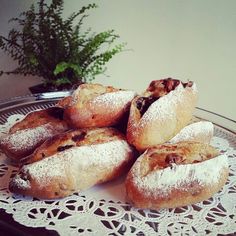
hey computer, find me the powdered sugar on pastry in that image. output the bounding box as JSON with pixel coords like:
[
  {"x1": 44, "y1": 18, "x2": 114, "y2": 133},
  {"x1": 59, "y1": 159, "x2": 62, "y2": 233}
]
[
  {"x1": 12, "y1": 177, "x2": 30, "y2": 189},
  {"x1": 132, "y1": 154, "x2": 228, "y2": 197},
  {"x1": 191, "y1": 82, "x2": 198, "y2": 93},
  {"x1": 70, "y1": 84, "x2": 102, "y2": 105},
  {"x1": 91, "y1": 90, "x2": 136, "y2": 108},
  {"x1": 169, "y1": 121, "x2": 214, "y2": 144},
  {"x1": 140, "y1": 83, "x2": 186, "y2": 126},
  {"x1": 14, "y1": 140, "x2": 133, "y2": 189},
  {"x1": 1, "y1": 124, "x2": 53, "y2": 151}
]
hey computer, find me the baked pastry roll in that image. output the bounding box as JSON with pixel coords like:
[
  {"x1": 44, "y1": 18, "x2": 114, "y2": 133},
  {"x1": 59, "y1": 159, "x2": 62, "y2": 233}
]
[
  {"x1": 125, "y1": 142, "x2": 229, "y2": 209},
  {"x1": 22, "y1": 127, "x2": 131, "y2": 164},
  {"x1": 56, "y1": 95, "x2": 72, "y2": 108},
  {"x1": 0, "y1": 107, "x2": 69, "y2": 161},
  {"x1": 127, "y1": 78, "x2": 198, "y2": 151},
  {"x1": 169, "y1": 121, "x2": 214, "y2": 144},
  {"x1": 64, "y1": 83, "x2": 136, "y2": 128},
  {"x1": 9, "y1": 127, "x2": 136, "y2": 199}
]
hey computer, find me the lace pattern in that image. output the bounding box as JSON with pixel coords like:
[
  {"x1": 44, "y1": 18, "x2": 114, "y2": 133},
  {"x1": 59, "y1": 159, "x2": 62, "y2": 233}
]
[{"x1": 0, "y1": 114, "x2": 235, "y2": 235}]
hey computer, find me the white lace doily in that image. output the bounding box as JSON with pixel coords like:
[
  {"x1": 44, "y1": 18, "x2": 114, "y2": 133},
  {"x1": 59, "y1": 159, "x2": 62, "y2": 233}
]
[{"x1": 0, "y1": 114, "x2": 235, "y2": 236}]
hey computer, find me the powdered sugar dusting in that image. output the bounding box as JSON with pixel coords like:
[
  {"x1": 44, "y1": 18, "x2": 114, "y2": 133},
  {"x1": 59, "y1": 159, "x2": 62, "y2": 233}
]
[
  {"x1": 71, "y1": 86, "x2": 83, "y2": 104},
  {"x1": 191, "y1": 82, "x2": 198, "y2": 94},
  {"x1": 1, "y1": 124, "x2": 53, "y2": 151},
  {"x1": 169, "y1": 121, "x2": 214, "y2": 143},
  {"x1": 91, "y1": 90, "x2": 136, "y2": 108},
  {"x1": 18, "y1": 140, "x2": 133, "y2": 187},
  {"x1": 133, "y1": 154, "x2": 228, "y2": 196},
  {"x1": 12, "y1": 176, "x2": 30, "y2": 189},
  {"x1": 141, "y1": 84, "x2": 185, "y2": 126}
]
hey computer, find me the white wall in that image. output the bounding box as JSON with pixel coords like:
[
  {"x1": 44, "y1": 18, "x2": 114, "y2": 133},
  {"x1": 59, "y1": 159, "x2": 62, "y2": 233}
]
[{"x1": 0, "y1": 0, "x2": 235, "y2": 120}]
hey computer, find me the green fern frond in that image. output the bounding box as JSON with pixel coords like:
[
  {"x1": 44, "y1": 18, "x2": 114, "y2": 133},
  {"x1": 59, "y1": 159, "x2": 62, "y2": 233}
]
[{"x1": 0, "y1": 0, "x2": 126, "y2": 88}]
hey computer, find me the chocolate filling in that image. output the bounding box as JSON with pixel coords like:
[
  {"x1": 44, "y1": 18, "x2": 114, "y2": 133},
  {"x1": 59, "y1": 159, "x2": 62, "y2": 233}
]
[
  {"x1": 165, "y1": 153, "x2": 183, "y2": 165},
  {"x1": 57, "y1": 145, "x2": 74, "y2": 152},
  {"x1": 136, "y1": 78, "x2": 193, "y2": 116},
  {"x1": 136, "y1": 96, "x2": 159, "y2": 116},
  {"x1": 163, "y1": 78, "x2": 180, "y2": 92},
  {"x1": 182, "y1": 81, "x2": 193, "y2": 88},
  {"x1": 71, "y1": 132, "x2": 86, "y2": 142}
]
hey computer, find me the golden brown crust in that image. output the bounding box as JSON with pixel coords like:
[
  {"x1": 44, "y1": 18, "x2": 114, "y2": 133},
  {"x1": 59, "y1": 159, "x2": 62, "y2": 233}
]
[
  {"x1": 125, "y1": 142, "x2": 229, "y2": 209},
  {"x1": 126, "y1": 78, "x2": 198, "y2": 151},
  {"x1": 9, "y1": 127, "x2": 136, "y2": 199},
  {"x1": 64, "y1": 83, "x2": 136, "y2": 128},
  {"x1": 0, "y1": 107, "x2": 69, "y2": 161},
  {"x1": 22, "y1": 127, "x2": 126, "y2": 164},
  {"x1": 55, "y1": 96, "x2": 73, "y2": 109},
  {"x1": 9, "y1": 107, "x2": 66, "y2": 132}
]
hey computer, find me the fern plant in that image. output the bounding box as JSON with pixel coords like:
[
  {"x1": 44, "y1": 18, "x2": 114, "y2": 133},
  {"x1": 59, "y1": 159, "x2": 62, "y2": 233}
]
[{"x1": 0, "y1": 0, "x2": 125, "y2": 90}]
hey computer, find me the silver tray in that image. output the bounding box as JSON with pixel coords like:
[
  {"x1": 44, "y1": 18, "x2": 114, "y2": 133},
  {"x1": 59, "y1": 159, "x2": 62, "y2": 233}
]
[
  {"x1": 0, "y1": 91, "x2": 72, "y2": 124},
  {"x1": 0, "y1": 92, "x2": 235, "y2": 236}
]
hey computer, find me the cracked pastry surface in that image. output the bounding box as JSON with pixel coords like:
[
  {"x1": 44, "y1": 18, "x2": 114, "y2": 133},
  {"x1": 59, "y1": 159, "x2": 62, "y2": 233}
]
[
  {"x1": 64, "y1": 83, "x2": 136, "y2": 128},
  {"x1": 9, "y1": 127, "x2": 136, "y2": 199},
  {"x1": 0, "y1": 107, "x2": 69, "y2": 161},
  {"x1": 125, "y1": 141, "x2": 229, "y2": 209},
  {"x1": 127, "y1": 78, "x2": 198, "y2": 151}
]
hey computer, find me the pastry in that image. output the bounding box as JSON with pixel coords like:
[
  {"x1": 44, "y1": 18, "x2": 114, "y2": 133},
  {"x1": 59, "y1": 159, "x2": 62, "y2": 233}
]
[
  {"x1": 9, "y1": 127, "x2": 136, "y2": 199},
  {"x1": 169, "y1": 121, "x2": 214, "y2": 144},
  {"x1": 22, "y1": 127, "x2": 131, "y2": 164},
  {"x1": 127, "y1": 78, "x2": 198, "y2": 151},
  {"x1": 64, "y1": 83, "x2": 136, "y2": 128},
  {"x1": 125, "y1": 141, "x2": 229, "y2": 209},
  {"x1": 56, "y1": 95, "x2": 72, "y2": 108},
  {"x1": 0, "y1": 107, "x2": 69, "y2": 161}
]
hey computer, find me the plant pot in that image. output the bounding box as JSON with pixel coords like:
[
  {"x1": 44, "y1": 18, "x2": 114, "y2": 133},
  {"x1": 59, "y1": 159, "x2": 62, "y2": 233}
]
[
  {"x1": 29, "y1": 82, "x2": 82, "y2": 94},
  {"x1": 29, "y1": 84, "x2": 54, "y2": 94}
]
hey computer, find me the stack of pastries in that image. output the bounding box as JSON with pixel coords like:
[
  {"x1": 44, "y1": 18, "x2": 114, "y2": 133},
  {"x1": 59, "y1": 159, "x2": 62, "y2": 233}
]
[{"x1": 0, "y1": 78, "x2": 229, "y2": 209}]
